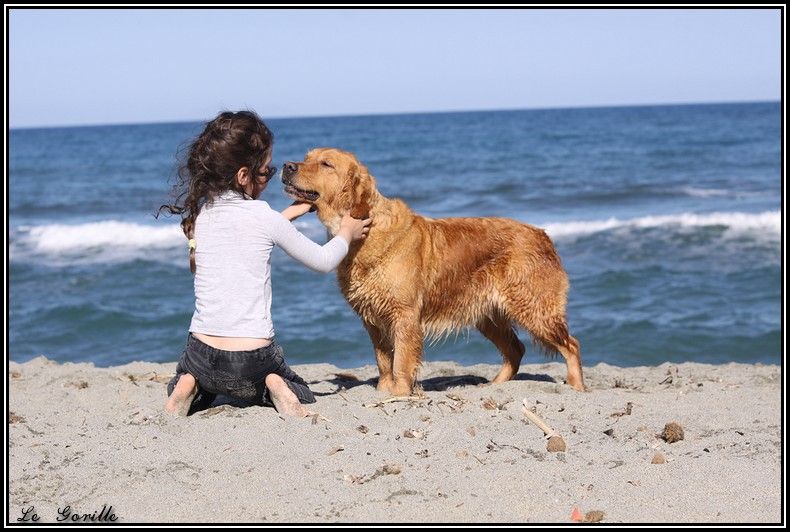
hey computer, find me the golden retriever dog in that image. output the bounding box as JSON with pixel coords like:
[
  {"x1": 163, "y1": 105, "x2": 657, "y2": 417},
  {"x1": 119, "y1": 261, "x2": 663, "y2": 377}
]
[{"x1": 282, "y1": 148, "x2": 584, "y2": 396}]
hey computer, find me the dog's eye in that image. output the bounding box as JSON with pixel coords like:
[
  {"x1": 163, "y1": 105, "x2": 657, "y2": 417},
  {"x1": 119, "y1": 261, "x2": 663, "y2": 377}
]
[{"x1": 321, "y1": 161, "x2": 334, "y2": 169}]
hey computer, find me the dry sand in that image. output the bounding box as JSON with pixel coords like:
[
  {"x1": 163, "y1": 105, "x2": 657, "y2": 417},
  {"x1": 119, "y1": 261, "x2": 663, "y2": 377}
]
[{"x1": 8, "y1": 356, "x2": 783, "y2": 523}]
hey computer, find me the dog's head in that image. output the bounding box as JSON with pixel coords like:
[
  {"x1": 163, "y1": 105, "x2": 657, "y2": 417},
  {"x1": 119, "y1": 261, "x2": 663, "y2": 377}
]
[{"x1": 282, "y1": 148, "x2": 374, "y2": 220}]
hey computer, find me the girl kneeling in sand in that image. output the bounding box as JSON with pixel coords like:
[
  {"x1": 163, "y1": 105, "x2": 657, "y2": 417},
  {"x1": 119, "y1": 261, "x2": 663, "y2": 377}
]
[{"x1": 158, "y1": 110, "x2": 371, "y2": 417}]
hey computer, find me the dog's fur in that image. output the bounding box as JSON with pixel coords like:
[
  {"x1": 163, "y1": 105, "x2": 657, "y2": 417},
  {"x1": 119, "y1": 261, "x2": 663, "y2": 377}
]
[{"x1": 282, "y1": 148, "x2": 584, "y2": 395}]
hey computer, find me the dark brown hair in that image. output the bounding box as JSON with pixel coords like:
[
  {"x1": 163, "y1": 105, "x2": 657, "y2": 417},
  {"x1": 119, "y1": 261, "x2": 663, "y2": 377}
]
[{"x1": 157, "y1": 110, "x2": 273, "y2": 273}]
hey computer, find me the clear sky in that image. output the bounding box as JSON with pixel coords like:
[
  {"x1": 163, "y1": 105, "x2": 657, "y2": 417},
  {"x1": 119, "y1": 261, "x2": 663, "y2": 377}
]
[{"x1": 8, "y1": 8, "x2": 781, "y2": 128}]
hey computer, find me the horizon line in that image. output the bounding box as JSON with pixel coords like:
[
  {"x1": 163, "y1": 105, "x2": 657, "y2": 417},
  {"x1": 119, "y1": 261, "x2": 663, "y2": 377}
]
[{"x1": 9, "y1": 98, "x2": 779, "y2": 131}]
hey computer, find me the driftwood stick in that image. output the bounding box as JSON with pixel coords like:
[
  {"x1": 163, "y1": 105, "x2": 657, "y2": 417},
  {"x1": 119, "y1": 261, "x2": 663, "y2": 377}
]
[
  {"x1": 521, "y1": 399, "x2": 557, "y2": 439},
  {"x1": 363, "y1": 395, "x2": 427, "y2": 408}
]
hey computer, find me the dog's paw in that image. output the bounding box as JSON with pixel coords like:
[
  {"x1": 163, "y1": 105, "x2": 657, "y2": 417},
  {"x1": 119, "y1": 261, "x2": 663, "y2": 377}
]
[
  {"x1": 390, "y1": 383, "x2": 414, "y2": 397},
  {"x1": 376, "y1": 377, "x2": 395, "y2": 394}
]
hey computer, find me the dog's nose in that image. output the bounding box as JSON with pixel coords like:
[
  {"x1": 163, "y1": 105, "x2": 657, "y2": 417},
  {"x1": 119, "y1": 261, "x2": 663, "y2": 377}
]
[{"x1": 282, "y1": 162, "x2": 297, "y2": 183}]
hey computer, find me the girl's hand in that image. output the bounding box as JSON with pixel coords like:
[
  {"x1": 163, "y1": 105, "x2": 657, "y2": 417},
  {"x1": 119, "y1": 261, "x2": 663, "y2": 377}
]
[
  {"x1": 338, "y1": 214, "x2": 372, "y2": 243},
  {"x1": 281, "y1": 202, "x2": 315, "y2": 221}
]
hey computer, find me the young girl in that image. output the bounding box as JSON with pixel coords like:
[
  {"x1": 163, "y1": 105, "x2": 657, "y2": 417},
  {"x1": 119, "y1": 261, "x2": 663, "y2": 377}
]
[{"x1": 158, "y1": 110, "x2": 371, "y2": 417}]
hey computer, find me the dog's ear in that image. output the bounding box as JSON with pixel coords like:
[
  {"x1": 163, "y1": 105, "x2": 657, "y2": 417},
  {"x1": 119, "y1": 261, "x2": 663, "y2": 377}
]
[{"x1": 347, "y1": 163, "x2": 372, "y2": 219}]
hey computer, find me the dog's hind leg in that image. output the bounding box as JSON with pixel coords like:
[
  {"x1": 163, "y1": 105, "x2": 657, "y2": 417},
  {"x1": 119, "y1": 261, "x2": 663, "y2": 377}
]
[
  {"x1": 515, "y1": 311, "x2": 585, "y2": 391},
  {"x1": 503, "y1": 272, "x2": 585, "y2": 391},
  {"x1": 363, "y1": 322, "x2": 395, "y2": 393},
  {"x1": 555, "y1": 334, "x2": 584, "y2": 391},
  {"x1": 477, "y1": 315, "x2": 525, "y2": 383}
]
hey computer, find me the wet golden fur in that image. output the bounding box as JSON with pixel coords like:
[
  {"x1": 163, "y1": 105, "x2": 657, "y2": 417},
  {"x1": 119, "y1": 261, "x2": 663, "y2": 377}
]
[{"x1": 283, "y1": 148, "x2": 584, "y2": 395}]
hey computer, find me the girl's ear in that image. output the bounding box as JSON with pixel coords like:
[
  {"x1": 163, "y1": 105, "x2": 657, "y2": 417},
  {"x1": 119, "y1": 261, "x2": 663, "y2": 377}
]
[{"x1": 235, "y1": 167, "x2": 250, "y2": 187}]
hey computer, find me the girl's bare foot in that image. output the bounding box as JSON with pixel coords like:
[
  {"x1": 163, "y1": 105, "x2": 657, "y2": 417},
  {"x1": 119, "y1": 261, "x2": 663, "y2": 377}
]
[
  {"x1": 265, "y1": 374, "x2": 309, "y2": 417},
  {"x1": 164, "y1": 373, "x2": 197, "y2": 416}
]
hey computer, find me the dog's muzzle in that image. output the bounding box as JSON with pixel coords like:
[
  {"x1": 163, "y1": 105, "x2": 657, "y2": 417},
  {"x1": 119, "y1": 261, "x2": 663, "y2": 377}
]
[{"x1": 282, "y1": 162, "x2": 298, "y2": 183}]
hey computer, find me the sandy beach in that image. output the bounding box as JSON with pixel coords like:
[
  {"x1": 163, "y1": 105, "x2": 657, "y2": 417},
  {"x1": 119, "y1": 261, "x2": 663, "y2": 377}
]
[{"x1": 8, "y1": 356, "x2": 782, "y2": 523}]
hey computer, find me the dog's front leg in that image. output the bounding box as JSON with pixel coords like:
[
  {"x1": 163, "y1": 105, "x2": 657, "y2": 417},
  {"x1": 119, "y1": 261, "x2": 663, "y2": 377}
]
[
  {"x1": 390, "y1": 315, "x2": 424, "y2": 397},
  {"x1": 363, "y1": 321, "x2": 395, "y2": 393}
]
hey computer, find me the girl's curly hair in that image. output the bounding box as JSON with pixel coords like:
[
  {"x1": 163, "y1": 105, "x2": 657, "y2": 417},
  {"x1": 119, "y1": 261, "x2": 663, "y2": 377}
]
[{"x1": 157, "y1": 110, "x2": 273, "y2": 273}]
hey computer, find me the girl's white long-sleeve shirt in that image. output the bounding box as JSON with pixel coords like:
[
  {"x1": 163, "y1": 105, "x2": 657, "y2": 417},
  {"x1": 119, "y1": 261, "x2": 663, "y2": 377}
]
[{"x1": 189, "y1": 190, "x2": 348, "y2": 339}]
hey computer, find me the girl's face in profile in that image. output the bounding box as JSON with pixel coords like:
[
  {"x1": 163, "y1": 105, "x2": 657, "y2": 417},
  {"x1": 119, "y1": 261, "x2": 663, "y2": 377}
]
[{"x1": 246, "y1": 155, "x2": 277, "y2": 199}]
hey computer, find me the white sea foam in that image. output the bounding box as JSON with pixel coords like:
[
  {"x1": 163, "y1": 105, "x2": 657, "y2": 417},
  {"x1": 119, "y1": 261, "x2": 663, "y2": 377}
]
[
  {"x1": 678, "y1": 187, "x2": 732, "y2": 198},
  {"x1": 9, "y1": 211, "x2": 781, "y2": 265},
  {"x1": 10, "y1": 219, "x2": 328, "y2": 265},
  {"x1": 22, "y1": 221, "x2": 185, "y2": 252},
  {"x1": 542, "y1": 210, "x2": 781, "y2": 241},
  {"x1": 677, "y1": 187, "x2": 763, "y2": 199}
]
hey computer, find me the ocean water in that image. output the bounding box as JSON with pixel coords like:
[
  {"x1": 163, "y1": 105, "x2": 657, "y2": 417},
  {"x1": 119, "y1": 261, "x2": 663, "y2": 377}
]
[{"x1": 9, "y1": 103, "x2": 782, "y2": 368}]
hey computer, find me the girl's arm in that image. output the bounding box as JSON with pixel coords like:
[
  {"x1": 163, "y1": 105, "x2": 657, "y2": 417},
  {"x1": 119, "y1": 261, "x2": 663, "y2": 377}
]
[
  {"x1": 269, "y1": 213, "x2": 350, "y2": 273},
  {"x1": 268, "y1": 211, "x2": 371, "y2": 273},
  {"x1": 280, "y1": 202, "x2": 314, "y2": 221}
]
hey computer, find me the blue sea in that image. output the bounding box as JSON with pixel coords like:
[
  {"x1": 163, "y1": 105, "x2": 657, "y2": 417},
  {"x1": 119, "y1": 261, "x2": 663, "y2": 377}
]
[{"x1": 9, "y1": 102, "x2": 782, "y2": 368}]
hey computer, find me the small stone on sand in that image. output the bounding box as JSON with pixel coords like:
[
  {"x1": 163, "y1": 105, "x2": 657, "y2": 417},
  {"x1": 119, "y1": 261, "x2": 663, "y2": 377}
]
[
  {"x1": 661, "y1": 422, "x2": 684, "y2": 443},
  {"x1": 651, "y1": 452, "x2": 666, "y2": 464},
  {"x1": 547, "y1": 435, "x2": 566, "y2": 452},
  {"x1": 584, "y1": 510, "x2": 605, "y2": 522}
]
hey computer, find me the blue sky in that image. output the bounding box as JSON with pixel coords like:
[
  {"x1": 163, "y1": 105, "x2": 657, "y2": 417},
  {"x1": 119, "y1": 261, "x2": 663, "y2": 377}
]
[{"x1": 9, "y1": 8, "x2": 781, "y2": 128}]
